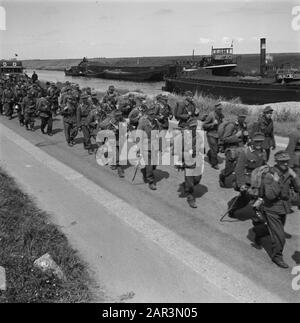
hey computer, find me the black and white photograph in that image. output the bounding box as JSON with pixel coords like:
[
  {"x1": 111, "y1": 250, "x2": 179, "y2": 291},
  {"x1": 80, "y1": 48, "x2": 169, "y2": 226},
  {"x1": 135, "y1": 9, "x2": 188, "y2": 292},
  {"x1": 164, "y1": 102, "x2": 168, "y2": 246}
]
[{"x1": 0, "y1": 0, "x2": 299, "y2": 305}]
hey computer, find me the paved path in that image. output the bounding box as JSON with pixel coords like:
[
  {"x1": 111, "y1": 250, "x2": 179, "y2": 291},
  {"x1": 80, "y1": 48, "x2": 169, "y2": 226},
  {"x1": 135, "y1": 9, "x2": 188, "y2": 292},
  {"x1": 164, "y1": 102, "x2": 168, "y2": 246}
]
[{"x1": 0, "y1": 115, "x2": 299, "y2": 302}]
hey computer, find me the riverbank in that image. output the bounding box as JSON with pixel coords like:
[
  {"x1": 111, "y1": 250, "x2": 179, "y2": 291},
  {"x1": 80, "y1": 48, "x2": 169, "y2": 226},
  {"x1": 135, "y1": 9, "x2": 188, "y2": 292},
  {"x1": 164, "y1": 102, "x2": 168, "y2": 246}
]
[{"x1": 0, "y1": 168, "x2": 97, "y2": 303}]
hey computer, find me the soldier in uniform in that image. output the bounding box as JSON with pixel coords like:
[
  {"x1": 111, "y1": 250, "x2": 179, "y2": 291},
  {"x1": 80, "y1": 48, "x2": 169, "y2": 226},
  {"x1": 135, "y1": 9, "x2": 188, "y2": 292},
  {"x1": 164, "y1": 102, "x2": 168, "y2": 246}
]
[
  {"x1": 178, "y1": 118, "x2": 204, "y2": 208},
  {"x1": 219, "y1": 113, "x2": 248, "y2": 188},
  {"x1": 102, "y1": 85, "x2": 118, "y2": 111},
  {"x1": 175, "y1": 90, "x2": 198, "y2": 129},
  {"x1": 256, "y1": 106, "x2": 276, "y2": 161},
  {"x1": 0, "y1": 82, "x2": 4, "y2": 115},
  {"x1": 47, "y1": 83, "x2": 60, "y2": 116},
  {"x1": 37, "y1": 95, "x2": 53, "y2": 135},
  {"x1": 85, "y1": 101, "x2": 104, "y2": 154},
  {"x1": 61, "y1": 96, "x2": 78, "y2": 147},
  {"x1": 31, "y1": 71, "x2": 38, "y2": 83},
  {"x1": 136, "y1": 105, "x2": 160, "y2": 190},
  {"x1": 202, "y1": 103, "x2": 224, "y2": 169},
  {"x1": 254, "y1": 151, "x2": 300, "y2": 268},
  {"x1": 286, "y1": 122, "x2": 300, "y2": 209},
  {"x1": 98, "y1": 109, "x2": 126, "y2": 178},
  {"x1": 119, "y1": 93, "x2": 136, "y2": 119},
  {"x1": 77, "y1": 93, "x2": 94, "y2": 153},
  {"x1": 14, "y1": 86, "x2": 25, "y2": 126},
  {"x1": 155, "y1": 94, "x2": 173, "y2": 130},
  {"x1": 235, "y1": 132, "x2": 267, "y2": 191},
  {"x1": 22, "y1": 91, "x2": 37, "y2": 131},
  {"x1": 128, "y1": 103, "x2": 147, "y2": 131},
  {"x1": 228, "y1": 133, "x2": 268, "y2": 225},
  {"x1": 2, "y1": 86, "x2": 15, "y2": 119}
]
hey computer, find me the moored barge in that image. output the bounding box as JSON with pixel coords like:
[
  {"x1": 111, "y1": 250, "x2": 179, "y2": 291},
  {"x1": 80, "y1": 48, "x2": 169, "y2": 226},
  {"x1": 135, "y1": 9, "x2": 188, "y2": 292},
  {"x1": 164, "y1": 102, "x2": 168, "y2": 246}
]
[{"x1": 163, "y1": 39, "x2": 300, "y2": 104}]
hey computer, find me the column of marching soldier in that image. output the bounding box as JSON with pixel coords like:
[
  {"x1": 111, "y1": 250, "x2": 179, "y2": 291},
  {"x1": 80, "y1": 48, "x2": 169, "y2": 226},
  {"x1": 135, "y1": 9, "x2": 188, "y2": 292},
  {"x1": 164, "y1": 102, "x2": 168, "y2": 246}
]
[{"x1": 1, "y1": 73, "x2": 300, "y2": 269}]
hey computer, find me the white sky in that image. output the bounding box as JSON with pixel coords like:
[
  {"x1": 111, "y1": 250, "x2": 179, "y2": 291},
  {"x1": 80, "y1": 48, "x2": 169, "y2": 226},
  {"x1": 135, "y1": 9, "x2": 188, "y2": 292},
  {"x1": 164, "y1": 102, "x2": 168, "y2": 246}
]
[{"x1": 0, "y1": 0, "x2": 299, "y2": 59}]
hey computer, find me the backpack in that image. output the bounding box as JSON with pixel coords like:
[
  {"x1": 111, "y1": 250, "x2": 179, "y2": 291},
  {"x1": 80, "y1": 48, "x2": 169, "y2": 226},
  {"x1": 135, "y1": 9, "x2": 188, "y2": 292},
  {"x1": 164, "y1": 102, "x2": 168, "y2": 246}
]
[
  {"x1": 218, "y1": 120, "x2": 236, "y2": 142},
  {"x1": 248, "y1": 165, "x2": 270, "y2": 196},
  {"x1": 248, "y1": 121, "x2": 260, "y2": 139}
]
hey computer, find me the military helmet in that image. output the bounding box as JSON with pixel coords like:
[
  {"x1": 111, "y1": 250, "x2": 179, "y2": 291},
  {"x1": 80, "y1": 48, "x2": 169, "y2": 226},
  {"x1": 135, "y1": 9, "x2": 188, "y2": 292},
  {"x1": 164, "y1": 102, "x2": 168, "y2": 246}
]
[
  {"x1": 81, "y1": 93, "x2": 89, "y2": 99},
  {"x1": 214, "y1": 102, "x2": 223, "y2": 110},
  {"x1": 184, "y1": 90, "x2": 193, "y2": 97},
  {"x1": 160, "y1": 94, "x2": 168, "y2": 102},
  {"x1": 274, "y1": 150, "x2": 290, "y2": 162},
  {"x1": 91, "y1": 90, "x2": 98, "y2": 97},
  {"x1": 139, "y1": 103, "x2": 148, "y2": 112},
  {"x1": 252, "y1": 132, "x2": 265, "y2": 142},
  {"x1": 263, "y1": 106, "x2": 273, "y2": 114}
]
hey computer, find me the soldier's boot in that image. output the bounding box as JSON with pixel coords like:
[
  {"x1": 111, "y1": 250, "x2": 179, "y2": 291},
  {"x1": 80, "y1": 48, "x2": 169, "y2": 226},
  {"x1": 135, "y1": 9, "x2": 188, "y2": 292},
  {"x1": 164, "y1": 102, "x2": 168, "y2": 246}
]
[
  {"x1": 272, "y1": 257, "x2": 289, "y2": 269},
  {"x1": 187, "y1": 194, "x2": 197, "y2": 208},
  {"x1": 141, "y1": 168, "x2": 147, "y2": 183},
  {"x1": 149, "y1": 182, "x2": 157, "y2": 191},
  {"x1": 219, "y1": 172, "x2": 226, "y2": 188},
  {"x1": 88, "y1": 147, "x2": 94, "y2": 155},
  {"x1": 117, "y1": 166, "x2": 125, "y2": 178},
  {"x1": 254, "y1": 235, "x2": 262, "y2": 249}
]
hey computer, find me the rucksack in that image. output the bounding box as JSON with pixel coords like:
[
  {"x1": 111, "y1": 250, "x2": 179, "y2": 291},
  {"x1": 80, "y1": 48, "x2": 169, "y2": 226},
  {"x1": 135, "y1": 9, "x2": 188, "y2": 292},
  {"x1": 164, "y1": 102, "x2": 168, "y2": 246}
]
[
  {"x1": 218, "y1": 120, "x2": 236, "y2": 142},
  {"x1": 248, "y1": 121, "x2": 260, "y2": 139},
  {"x1": 248, "y1": 165, "x2": 270, "y2": 196}
]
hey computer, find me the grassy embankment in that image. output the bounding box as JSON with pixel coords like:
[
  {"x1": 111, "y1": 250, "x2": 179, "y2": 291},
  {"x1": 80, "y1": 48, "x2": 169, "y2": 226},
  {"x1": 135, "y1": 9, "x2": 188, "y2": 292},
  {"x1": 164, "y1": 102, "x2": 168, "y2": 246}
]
[{"x1": 0, "y1": 169, "x2": 98, "y2": 303}]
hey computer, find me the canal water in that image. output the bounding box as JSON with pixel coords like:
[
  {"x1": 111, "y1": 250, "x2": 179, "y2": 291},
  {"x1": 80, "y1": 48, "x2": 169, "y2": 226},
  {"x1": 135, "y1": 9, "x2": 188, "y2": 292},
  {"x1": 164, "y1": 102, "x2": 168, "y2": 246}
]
[{"x1": 25, "y1": 69, "x2": 165, "y2": 96}]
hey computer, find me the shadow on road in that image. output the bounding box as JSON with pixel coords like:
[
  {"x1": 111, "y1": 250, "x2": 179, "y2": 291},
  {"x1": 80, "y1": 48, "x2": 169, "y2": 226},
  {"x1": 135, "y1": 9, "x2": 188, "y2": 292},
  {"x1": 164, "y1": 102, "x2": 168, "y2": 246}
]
[{"x1": 292, "y1": 251, "x2": 300, "y2": 265}]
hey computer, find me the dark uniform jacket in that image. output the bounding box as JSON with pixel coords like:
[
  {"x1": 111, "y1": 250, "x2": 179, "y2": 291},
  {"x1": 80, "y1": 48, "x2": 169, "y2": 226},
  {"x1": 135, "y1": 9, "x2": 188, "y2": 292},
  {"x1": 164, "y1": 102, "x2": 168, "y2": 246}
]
[
  {"x1": 128, "y1": 108, "x2": 142, "y2": 127},
  {"x1": 76, "y1": 102, "x2": 93, "y2": 127},
  {"x1": 102, "y1": 91, "x2": 118, "y2": 108},
  {"x1": 223, "y1": 121, "x2": 248, "y2": 147},
  {"x1": 202, "y1": 111, "x2": 224, "y2": 138},
  {"x1": 37, "y1": 97, "x2": 52, "y2": 118},
  {"x1": 261, "y1": 166, "x2": 300, "y2": 214},
  {"x1": 22, "y1": 96, "x2": 36, "y2": 114},
  {"x1": 119, "y1": 99, "x2": 136, "y2": 118},
  {"x1": 235, "y1": 146, "x2": 267, "y2": 188},
  {"x1": 61, "y1": 102, "x2": 77, "y2": 124},
  {"x1": 257, "y1": 116, "x2": 276, "y2": 150},
  {"x1": 156, "y1": 102, "x2": 173, "y2": 130},
  {"x1": 2, "y1": 89, "x2": 14, "y2": 104},
  {"x1": 137, "y1": 115, "x2": 160, "y2": 152},
  {"x1": 286, "y1": 129, "x2": 300, "y2": 168},
  {"x1": 175, "y1": 99, "x2": 197, "y2": 128}
]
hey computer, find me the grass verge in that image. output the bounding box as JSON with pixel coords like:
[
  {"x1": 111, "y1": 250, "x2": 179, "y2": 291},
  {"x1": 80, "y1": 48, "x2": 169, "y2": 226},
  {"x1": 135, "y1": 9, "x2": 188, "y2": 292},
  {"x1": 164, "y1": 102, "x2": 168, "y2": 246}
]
[{"x1": 0, "y1": 168, "x2": 96, "y2": 303}]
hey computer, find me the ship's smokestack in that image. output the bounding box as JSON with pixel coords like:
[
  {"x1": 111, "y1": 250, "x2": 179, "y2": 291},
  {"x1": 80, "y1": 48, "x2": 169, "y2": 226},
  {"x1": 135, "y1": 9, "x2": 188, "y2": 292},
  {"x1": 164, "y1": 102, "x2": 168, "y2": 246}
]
[{"x1": 260, "y1": 38, "x2": 266, "y2": 76}]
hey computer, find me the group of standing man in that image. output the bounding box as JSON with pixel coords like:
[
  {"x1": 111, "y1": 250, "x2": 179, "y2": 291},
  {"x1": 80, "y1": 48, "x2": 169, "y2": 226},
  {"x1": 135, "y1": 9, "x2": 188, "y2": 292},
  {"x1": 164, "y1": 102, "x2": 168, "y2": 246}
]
[
  {"x1": 202, "y1": 101, "x2": 300, "y2": 269},
  {"x1": 1, "y1": 72, "x2": 300, "y2": 269}
]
